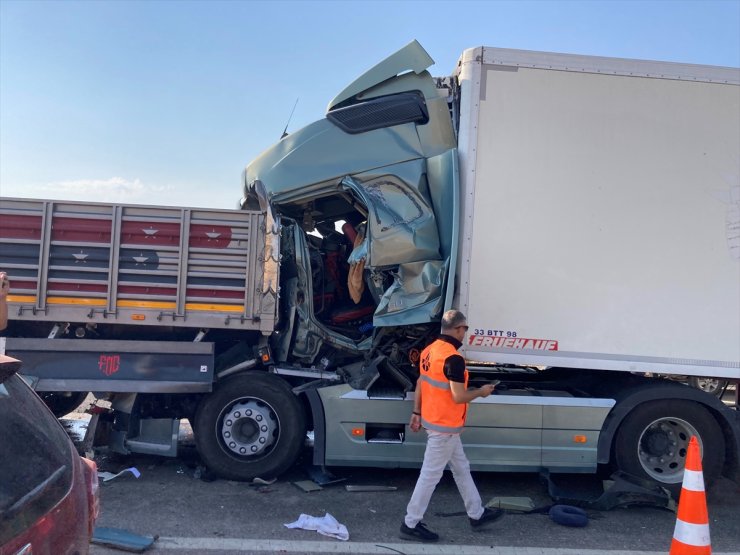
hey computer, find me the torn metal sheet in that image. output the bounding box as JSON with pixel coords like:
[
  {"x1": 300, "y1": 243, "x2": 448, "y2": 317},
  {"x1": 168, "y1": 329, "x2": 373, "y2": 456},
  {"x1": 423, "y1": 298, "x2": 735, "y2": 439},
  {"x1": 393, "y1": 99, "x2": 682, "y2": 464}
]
[
  {"x1": 486, "y1": 496, "x2": 536, "y2": 512},
  {"x1": 342, "y1": 175, "x2": 441, "y2": 268},
  {"x1": 293, "y1": 480, "x2": 323, "y2": 493},
  {"x1": 374, "y1": 260, "x2": 447, "y2": 326},
  {"x1": 345, "y1": 485, "x2": 398, "y2": 492}
]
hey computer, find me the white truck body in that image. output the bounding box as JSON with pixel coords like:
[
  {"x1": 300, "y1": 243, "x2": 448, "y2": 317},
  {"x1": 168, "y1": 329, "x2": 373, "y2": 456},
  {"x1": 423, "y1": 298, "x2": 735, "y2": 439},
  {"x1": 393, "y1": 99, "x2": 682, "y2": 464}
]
[{"x1": 455, "y1": 47, "x2": 740, "y2": 378}]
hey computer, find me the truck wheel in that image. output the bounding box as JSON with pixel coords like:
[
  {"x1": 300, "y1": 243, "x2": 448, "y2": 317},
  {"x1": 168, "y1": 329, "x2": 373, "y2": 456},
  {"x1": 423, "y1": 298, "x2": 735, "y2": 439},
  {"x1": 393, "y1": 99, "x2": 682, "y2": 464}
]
[
  {"x1": 614, "y1": 400, "x2": 724, "y2": 497},
  {"x1": 689, "y1": 377, "x2": 729, "y2": 397},
  {"x1": 193, "y1": 372, "x2": 306, "y2": 481},
  {"x1": 41, "y1": 391, "x2": 89, "y2": 417}
]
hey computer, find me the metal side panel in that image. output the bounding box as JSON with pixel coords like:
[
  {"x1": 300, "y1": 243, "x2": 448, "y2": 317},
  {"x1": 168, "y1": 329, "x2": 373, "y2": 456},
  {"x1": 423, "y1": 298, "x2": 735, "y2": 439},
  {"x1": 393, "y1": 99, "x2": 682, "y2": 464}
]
[
  {"x1": 320, "y1": 384, "x2": 425, "y2": 468},
  {"x1": 320, "y1": 385, "x2": 614, "y2": 473},
  {"x1": 470, "y1": 395, "x2": 614, "y2": 472},
  {"x1": 3, "y1": 337, "x2": 214, "y2": 393},
  {"x1": 464, "y1": 394, "x2": 543, "y2": 471},
  {"x1": 0, "y1": 198, "x2": 272, "y2": 331},
  {"x1": 540, "y1": 402, "x2": 614, "y2": 470}
]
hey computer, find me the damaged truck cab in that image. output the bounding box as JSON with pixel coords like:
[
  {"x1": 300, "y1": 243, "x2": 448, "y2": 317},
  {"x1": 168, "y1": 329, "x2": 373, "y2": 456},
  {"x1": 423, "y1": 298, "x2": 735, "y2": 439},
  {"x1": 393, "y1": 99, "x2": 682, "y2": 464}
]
[{"x1": 243, "y1": 41, "x2": 459, "y2": 383}]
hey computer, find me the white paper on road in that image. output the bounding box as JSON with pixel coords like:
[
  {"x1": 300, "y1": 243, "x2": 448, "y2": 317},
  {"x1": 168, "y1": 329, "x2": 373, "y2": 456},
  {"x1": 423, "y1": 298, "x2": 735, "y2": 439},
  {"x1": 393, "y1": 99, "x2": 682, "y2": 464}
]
[
  {"x1": 284, "y1": 512, "x2": 349, "y2": 541},
  {"x1": 99, "y1": 467, "x2": 142, "y2": 482}
]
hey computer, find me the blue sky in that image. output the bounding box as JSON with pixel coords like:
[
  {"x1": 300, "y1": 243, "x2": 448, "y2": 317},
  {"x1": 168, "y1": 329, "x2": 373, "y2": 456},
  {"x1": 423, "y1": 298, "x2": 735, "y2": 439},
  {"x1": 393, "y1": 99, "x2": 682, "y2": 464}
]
[{"x1": 1, "y1": 0, "x2": 738, "y2": 209}]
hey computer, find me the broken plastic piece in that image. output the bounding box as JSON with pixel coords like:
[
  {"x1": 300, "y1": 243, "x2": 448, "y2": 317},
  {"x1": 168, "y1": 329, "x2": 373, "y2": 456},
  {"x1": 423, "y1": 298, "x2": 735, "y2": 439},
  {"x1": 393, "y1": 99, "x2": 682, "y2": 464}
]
[
  {"x1": 99, "y1": 467, "x2": 141, "y2": 482},
  {"x1": 541, "y1": 469, "x2": 675, "y2": 511},
  {"x1": 92, "y1": 527, "x2": 157, "y2": 553}
]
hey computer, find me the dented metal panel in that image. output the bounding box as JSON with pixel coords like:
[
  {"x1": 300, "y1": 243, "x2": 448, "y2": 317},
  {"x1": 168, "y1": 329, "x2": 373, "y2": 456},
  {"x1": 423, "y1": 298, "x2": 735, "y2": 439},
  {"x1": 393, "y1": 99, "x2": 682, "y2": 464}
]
[
  {"x1": 341, "y1": 174, "x2": 441, "y2": 267},
  {"x1": 243, "y1": 42, "x2": 458, "y2": 329},
  {"x1": 327, "y1": 40, "x2": 435, "y2": 112}
]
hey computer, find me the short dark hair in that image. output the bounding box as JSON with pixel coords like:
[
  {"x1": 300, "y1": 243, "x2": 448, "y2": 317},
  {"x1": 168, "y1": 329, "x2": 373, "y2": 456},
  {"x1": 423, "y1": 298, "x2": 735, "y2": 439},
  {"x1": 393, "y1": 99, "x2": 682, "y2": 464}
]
[{"x1": 441, "y1": 309, "x2": 466, "y2": 332}]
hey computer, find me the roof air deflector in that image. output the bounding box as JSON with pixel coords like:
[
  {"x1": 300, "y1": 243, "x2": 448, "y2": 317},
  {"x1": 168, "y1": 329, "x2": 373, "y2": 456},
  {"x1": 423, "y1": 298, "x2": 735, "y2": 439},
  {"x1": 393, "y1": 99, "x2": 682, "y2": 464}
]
[{"x1": 327, "y1": 40, "x2": 434, "y2": 112}]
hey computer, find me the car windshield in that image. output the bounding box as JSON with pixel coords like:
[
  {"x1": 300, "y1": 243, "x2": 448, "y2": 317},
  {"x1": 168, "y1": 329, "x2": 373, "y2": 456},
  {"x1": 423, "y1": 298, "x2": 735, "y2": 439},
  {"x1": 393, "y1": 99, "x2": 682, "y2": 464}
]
[{"x1": 0, "y1": 373, "x2": 73, "y2": 544}]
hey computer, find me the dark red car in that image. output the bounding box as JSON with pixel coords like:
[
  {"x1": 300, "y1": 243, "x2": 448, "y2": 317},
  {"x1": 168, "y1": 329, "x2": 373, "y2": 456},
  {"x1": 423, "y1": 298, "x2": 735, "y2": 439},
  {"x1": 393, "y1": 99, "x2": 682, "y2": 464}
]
[{"x1": 0, "y1": 355, "x2": 99, "y2": 555}]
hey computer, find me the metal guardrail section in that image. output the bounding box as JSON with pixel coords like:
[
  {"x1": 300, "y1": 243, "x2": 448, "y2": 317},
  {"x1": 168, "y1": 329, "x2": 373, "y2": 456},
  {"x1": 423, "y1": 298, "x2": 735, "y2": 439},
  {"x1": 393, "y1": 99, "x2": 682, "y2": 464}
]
[{"x1": 0, "y1": 198, "x2": 276, "y2": 332}]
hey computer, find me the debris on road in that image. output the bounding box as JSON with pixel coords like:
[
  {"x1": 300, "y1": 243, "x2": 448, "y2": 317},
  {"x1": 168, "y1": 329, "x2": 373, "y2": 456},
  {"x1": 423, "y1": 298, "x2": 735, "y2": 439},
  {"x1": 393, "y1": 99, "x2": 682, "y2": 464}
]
[
  {"x1": 345, "y1": 485, "x2": 398, "y2": 492},
  {"x1": 92, "y1": 527, "x2": 157, "y2": 552},
  {"x1": 99, "y1": 467, "x2": 141, "y2": 482},
  {"x1": 486, "y1": 496, "x2": 535, "y2": 512},
  {"x1": 549, "y1": 504, "x2": 589, "y2": 527},
  {"x1": 542, "y1": 470, "x2": 676, "y2": 511},
  {"x1": 284, "y1": 512, "x2": 349, "y2": 541},
  {"x1": 293, "y1": 480, "x2": 322, "y2": 492},
  {"x1": 304, "y1": 465, "x2": 346, "y2": 486}
]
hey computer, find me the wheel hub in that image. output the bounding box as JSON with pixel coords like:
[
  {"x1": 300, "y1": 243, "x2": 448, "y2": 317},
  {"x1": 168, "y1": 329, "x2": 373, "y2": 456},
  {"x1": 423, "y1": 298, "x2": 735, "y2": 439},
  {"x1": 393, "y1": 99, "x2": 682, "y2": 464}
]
[
  {"x1": 638, "y1": 417, "x2": 699, "y2": 483},
  {"x1": 220, "y1": 399, "x2": 277, "y2": 457},
  {"x1": 643, "y1": 428, "x2": 671, "y2": 456},
  {"x1": 694, "y1": 378, "x2": 722, "y2": 394}
]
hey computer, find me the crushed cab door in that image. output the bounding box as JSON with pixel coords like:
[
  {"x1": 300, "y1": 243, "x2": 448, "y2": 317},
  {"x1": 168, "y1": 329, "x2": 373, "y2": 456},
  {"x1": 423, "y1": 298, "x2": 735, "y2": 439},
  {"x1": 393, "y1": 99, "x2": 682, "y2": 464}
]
[{"x1": 341, "y1": 148, "x2": 460, "y2": 327}]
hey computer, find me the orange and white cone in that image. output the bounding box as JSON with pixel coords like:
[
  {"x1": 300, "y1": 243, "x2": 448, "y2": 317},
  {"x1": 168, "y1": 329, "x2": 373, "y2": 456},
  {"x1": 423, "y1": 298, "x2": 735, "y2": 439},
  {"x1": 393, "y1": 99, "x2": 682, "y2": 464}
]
[{"x1": 669, "y1": 435, "x2": 711, "y2": 555}]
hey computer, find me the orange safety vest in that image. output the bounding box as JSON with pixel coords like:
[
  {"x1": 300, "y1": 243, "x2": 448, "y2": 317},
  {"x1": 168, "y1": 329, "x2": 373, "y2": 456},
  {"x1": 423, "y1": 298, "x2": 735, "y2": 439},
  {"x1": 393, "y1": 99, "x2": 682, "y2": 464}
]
[{"x1": 419, "y1": 338, "x2": 468, "y2": 434}]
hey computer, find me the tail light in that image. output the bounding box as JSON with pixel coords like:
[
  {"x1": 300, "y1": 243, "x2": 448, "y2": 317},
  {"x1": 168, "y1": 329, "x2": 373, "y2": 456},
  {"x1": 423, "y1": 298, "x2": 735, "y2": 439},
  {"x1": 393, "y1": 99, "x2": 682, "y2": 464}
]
[{"x1": 81, "y1": 457, "x2": 100, "y2": 537}]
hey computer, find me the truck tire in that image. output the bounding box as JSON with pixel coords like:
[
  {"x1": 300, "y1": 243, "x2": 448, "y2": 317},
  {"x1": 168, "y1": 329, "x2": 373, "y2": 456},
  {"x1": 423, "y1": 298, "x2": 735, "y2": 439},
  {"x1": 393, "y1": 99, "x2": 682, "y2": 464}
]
[
  {"x1": 193, "y1": 372, "x2": 306, "y2": 481},
  {"x1": 614, "y1": 400, "x2": 724, "y2": 498},
  {"x1": 41, "y1": 391, "x2": 89, "y2": 417}
]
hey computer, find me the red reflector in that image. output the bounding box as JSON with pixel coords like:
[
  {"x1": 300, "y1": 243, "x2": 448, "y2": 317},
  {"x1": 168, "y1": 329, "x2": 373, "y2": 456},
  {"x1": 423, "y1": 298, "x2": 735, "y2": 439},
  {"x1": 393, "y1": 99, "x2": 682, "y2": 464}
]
[
  {"x1": 351, "y1": 428, "x2": 364, "y2": 436},
  {"x1": 82, "y1": 457, "x2": 100, "y2": 536}
]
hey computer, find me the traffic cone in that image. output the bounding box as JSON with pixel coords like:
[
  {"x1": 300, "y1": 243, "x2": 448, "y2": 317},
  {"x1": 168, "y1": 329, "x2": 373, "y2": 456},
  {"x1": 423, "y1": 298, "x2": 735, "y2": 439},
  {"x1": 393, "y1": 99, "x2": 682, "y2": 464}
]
[{"x1": 669, "y1": 435, "x2": 711, "y2": 555}]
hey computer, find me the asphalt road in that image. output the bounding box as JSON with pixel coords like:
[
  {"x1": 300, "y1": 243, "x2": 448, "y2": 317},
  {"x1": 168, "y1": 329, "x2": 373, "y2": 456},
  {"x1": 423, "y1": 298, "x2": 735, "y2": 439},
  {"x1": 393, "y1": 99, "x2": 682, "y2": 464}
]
[
  {"x1": 59, "y1": 387, "x2": 739, "y2": 555},
  {"x1": 75, "y1": 438, "x2": 740, "y2": 555}
]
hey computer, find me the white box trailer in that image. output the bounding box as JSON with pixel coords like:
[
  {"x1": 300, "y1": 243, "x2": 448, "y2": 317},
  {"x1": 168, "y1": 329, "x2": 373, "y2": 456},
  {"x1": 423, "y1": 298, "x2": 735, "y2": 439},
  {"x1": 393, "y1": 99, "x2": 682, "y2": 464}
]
[{"x1": 455, "y1": 47, "x2": 740, "y2": 379}]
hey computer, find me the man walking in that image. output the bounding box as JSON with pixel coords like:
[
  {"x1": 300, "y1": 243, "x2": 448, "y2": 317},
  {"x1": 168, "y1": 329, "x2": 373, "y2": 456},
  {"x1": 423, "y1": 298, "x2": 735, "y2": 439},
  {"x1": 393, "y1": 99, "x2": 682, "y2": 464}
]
[{"x1": 400, "y1": 309, "x2": 503, "y2": 542}]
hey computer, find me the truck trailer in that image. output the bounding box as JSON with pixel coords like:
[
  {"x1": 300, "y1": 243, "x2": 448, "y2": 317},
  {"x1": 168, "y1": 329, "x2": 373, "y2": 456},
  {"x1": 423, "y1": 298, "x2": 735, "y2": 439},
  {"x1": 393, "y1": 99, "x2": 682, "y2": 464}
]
[{"x1": 1, "y1": 41, "x2": 738, "y2": 496}]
